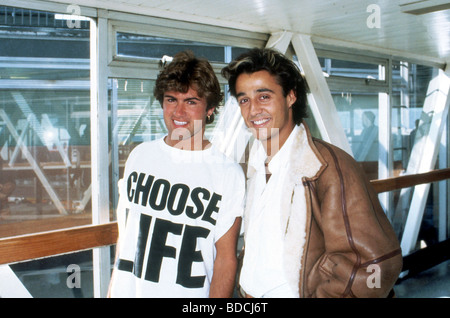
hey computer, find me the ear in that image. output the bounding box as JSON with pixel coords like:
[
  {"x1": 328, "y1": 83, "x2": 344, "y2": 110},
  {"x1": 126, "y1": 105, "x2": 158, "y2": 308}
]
[
  {"x1": 287, "y1": 90, "x2": 297, "y2": 108},
  {"x1": 207, "y1": 107, "x2": 215, "y2": 116}
]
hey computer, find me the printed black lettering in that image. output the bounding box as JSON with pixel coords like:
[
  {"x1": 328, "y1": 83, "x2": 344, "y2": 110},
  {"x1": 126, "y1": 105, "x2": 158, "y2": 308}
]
[
  {"x1": 167, "y1": 184, "x2": 190, "y2": 216},
  {"x1": 176, "y1": 225, "x2": 210, "y2": 288},
  {"x1": 134, "y1": 213, "x2": 152, "y2": 278},
  {"x1": 201, "y1": 193, "x2": 222, "y2": 225},
  {"x1": 149, "y1": 179, "x2": 170, "y2": 211},
  {"x1": 127, "y1": 171, "x2": 138, "y2": 201},
  {"x1": 125, "y1": 172, "x2": 223, "y2": 224},
  {"x1": 117, "y1": 258, "x2": 133, "y2": 273},
  {"x1": 186, "y1": 187, "x2": 210, "y2": 219},
  {"x1": 145, "y1": 218, "x2": 183, "y2": 282},
  {"x1": 134, "y1": 173, "x2": 155, "y2": 206}
]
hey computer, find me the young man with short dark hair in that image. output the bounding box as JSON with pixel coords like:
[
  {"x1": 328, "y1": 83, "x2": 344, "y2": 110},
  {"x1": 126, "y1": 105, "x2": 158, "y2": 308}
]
[{"x1": 222, "y1": 48, "x2": 402, "y2": 298}]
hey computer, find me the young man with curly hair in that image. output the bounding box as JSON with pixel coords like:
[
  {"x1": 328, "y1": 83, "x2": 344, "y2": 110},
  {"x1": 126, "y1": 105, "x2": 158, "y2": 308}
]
[{"x1": 109, "y1": 51, "x2": 244, "y2": 298}]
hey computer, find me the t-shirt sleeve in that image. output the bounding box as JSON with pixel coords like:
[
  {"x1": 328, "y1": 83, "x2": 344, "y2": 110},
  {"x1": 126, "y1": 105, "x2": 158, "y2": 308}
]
[{"x1": 214, "y1": 164, "x2": 246, "y2": 242}]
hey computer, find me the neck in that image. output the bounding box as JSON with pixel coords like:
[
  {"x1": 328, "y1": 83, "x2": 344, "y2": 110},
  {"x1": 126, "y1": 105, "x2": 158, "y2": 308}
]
[
  {"x1": 262, "y1": 123, "x2": 295, "y2": 162},
  {"x1": 164, "y1": 133, "x2": 210, "y2": 151}
]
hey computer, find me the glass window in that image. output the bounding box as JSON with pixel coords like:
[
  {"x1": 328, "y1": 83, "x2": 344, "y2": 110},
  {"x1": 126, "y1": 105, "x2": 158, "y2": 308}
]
[
  {"x1": 390, "y1": 61, "x2": 442, "y2": 242},
  {"x1": 318, "y1": 56, "x2": 382, "y2": 178},
  {"x1": 333, "y1": 92, "x2": 379, "y2": 171},
  {"x1": 391, "y1": 61, "x2": 435, "y2": 170},
  {"x1": 7, "y1": 249, "x2": 114, "y2": 298},
  {"x1": 0, "y1": 6, "x2": 91, "y2": 238},
  {"x1": 116, "y1": 32, "x2": 248, "y2": 63},
  {"x1": 318, "y1": 56, "x2": 382, "y2": 80},
  {"x1": 320, "y1": 54, "x2": 446, "y2": 246}
]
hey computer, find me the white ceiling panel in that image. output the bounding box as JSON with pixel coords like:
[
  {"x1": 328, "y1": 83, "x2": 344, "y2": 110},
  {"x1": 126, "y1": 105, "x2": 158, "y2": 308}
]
[{"x1": 24, "y1": 0, "x2": 450, "y2": 64}]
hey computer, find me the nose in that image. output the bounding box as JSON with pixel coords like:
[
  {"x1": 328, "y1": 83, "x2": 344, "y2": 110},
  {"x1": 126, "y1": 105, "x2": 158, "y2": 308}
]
[
  {"x1": 173, "y1": 102, "x2": 186, "y2": 117},
  {"x1": 248, "y1": 99, "x2": 262, "y2": 117}
]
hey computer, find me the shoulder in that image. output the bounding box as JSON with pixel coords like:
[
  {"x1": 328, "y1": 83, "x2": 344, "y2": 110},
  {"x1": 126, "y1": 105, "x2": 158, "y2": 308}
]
[
  {"x1": 310, "y1": 137, "x2": 369, "y2": 183},
  {"x1": 129, "y1": 139, "x2": 160, "y2": 155},
  {"x1": 124, "y1": 139, "x2": 161, "y2": 167},
  {"x1": 211, "y1": 146, "x2": 245, "y2": 170},
  {"x1": 312, "y1": 138, "x2": 356, "y2": 167}
]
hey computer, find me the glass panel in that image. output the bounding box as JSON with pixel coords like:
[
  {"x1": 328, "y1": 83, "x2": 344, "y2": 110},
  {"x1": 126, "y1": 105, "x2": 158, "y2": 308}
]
[
  {"x1": 332, "y1": 91, "x2": 380, "y2": 179},
  {"x1": 0, "y1": 6, "x2": 91, "y2": 238},
  {"x1": 390, "y1": 61, "x2": 442, "y2": 244},
  {"x1": 116, "y1": 32, "x2": 247, "y2": 63},
  {"x1": 317, "y1": 56, "x2": 385, "y2": 179},
  {"x1": 319, "y1": 54, "x2": 447, "y2": 249},
  {"x1": 319, "y1": 56, "x2": 381, "y2": 80},
  {"x1": 391, "y1": 62, "x2": 435, "y2": 171},
  {"x1": 7, "y1": 250, "x2": 96, "y2": 298}
]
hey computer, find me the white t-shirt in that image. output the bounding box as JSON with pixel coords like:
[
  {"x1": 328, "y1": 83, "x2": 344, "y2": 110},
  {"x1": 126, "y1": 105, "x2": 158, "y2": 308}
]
[{"x1": 109, "y1": 137, "x2": 245, "y2": 298}]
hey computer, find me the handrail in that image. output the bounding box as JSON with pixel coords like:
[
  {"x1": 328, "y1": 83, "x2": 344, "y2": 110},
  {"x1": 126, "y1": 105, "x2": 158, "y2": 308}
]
[
  {"x1": 370, "y1": 168, "x2": 450, "y2": 193},
  {"x1": 0, "y1": 168, "x2": 449, "y2": 266},
  {"x1": 0, "y1": 222, "x2": 118, "y2": 265}
]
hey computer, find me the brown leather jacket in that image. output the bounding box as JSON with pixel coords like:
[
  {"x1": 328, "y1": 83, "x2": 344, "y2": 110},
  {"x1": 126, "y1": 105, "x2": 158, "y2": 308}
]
[{"x1": 241, "y1": 123, "x2": 402, "y2": 298}]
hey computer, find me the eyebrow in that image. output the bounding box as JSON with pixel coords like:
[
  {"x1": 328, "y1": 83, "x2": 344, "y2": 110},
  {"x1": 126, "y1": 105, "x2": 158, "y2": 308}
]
[
  {"x1": 164, "y1": 94, "x2": 201, "y2": 102},
  {"x1": 236, "y1": 88, "x2": 275, "y2": 98}
]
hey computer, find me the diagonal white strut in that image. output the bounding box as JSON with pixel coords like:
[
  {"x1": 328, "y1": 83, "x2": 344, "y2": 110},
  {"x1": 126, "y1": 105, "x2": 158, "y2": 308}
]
[{"x1": 400, "y1": 69, "x2": 450, "y2": 256}]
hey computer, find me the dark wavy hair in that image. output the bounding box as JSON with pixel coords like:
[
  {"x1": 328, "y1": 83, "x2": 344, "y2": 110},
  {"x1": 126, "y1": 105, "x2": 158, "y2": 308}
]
[
  {"x1": 154, "y1": 51, "x2": 223, "y2": 124},
  {"x1": 221, "y1": 47, "x2": 309, "y2": 125}
]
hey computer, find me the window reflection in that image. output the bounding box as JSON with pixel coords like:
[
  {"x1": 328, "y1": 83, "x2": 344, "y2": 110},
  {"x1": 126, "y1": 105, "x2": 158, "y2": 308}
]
[
  {"x1": 322, "y1": 55, "x2": 442, "y2": 245},
  {"x1": 116, "y1": 32, "x2": 248, "y2": 63},
  {"x1": 0, "y1": 6, "x2": 91, "y2": 237}
]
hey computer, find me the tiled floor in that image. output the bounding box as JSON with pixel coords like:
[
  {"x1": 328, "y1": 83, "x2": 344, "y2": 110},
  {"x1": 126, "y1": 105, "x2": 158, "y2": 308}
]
[{"x1": 394, "y1": 259, "x2": 450, "y2": 298}]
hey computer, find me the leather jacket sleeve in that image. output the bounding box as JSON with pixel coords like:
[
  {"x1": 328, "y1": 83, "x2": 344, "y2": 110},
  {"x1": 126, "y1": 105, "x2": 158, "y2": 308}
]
[{"x1": 302, "y1": 140, "x2": 402, "y2": 298}]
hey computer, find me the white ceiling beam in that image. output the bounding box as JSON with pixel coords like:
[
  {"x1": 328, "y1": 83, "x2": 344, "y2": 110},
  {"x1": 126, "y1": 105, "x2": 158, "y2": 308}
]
[
  {"x1": 400, "y1": 0, "x2": 450, "y2": 14},
  {"x1": 265, "y1": 31, "x2": 293, "y2": 53}
]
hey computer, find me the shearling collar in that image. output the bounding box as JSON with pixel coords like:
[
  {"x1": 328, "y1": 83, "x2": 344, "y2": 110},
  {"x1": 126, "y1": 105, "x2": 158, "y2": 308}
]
[{"x1": 247, "y1": 122, "x2": 325, "y2": 183}]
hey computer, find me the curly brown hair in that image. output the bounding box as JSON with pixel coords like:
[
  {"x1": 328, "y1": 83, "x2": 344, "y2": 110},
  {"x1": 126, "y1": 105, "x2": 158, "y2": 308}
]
[{"x1": 154, "y1": 51, "x2": 223, "y2": 124}]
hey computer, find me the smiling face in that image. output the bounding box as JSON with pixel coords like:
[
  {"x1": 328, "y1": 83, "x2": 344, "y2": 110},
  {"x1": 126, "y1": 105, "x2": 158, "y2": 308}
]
[
  {"x1": 162, "y1": 86, "x2": 214, "y2": 150},
  {"x1": 235, "y1": 70, "x2": 296, "y2": 156}
]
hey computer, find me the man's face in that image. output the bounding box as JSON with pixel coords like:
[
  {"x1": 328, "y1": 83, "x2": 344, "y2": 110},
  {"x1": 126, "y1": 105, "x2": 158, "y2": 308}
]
[
  {"x1": 235, "y1": 70, "x2": 296, "y2": 151},
  {"x1": 162, "y1": 86, "x2": 214, "y2": 149}
]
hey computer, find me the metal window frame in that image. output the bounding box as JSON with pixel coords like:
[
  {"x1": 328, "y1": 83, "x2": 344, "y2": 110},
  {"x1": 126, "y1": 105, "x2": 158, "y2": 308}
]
[{"x1": 90, "y1": 14, "x2": 110, "y2": 298}]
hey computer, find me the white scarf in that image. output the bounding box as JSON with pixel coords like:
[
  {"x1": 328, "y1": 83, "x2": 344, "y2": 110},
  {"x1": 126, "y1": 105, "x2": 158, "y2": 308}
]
[{"x1": 244, "y1": 124, "x2": 323, "y2": 296}]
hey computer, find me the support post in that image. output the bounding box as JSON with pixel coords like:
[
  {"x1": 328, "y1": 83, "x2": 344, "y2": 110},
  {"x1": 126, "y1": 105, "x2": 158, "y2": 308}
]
[{"x1": 90, "y1": 14, "x2": 111, "y2": 298}]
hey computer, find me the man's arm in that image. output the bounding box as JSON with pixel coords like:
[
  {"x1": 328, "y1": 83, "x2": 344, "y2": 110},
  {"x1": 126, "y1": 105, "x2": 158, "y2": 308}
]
[
  {"x1": 311, "y1": 141, "x2": 402, "y2": 297},
  {"x1": 209, "y1": 217, "x2": 242, "y2": 298}
]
